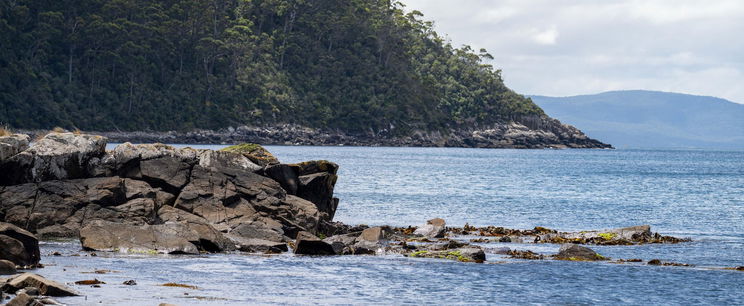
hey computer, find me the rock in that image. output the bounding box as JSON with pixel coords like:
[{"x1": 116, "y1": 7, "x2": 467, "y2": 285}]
[
  {"x1": 0, "y1": 260, "x2": 16, "y2": 275},
  {"x1": 294, "y1": 231, "x2": 335, "y2": 255},
  {"x1": 220, "y1": 143, "x2": 279, "y2": 167},
  {"x1": 229, "y1": 219, "x2": 286, "y2": 243},
  {"x1": 0, "y1": 134, "x2": 29, "y2": 162},
  {"x1": 0, "y1": 133, "x2": 107, "y2": 185},
  {"x1": 297, "y1": 172, "x2": 338, "y2": 221},
  {"x1": 157, "y1": 206, "x2": 235, "y2": 252},
  {"x1": 409, "y1": 247, "x2": 486, "y2": 263},
  {"x1": 6, "y1": 292, "x2": 42, "y2": 306},
  {"x1": 0, "y1": 223, "x2": 40, "y2": 266},
  {"x1": 413, "y1": 218, "x2": 446, "y2": 238},
  {"x1": 291, "y1": 160, "x2": 339, "y2": 176},
  {"x1": 352, "y1": 226, "x2": 394, "y2": 253},
  {"x1": 323, "y1": 233, "x2": 360, "y2": 255},
  {"x1": 554, "y1": 244, "x2": 607, "y2": 261},
  {"x1": 228, "y1": 236, "x2": 288, "y2": 253},
  {"x1": 3, "y1": 273, "x2": 79, "y2": 296},
  {"x1": 79, "y1": 220, "x2": 200, "y2": 254},
  {"x1": 198, "y1": 150, "x2": 262, "y2": 172},
  {"x1": 263, "y1": 164, "x2": 300, "y2": 195},
  {"x1": 538, "y1": 225, "x2": 683, "y2": 245},
  {"x1": 123, "y1": 280, "x2": 137, "y2": 286}
]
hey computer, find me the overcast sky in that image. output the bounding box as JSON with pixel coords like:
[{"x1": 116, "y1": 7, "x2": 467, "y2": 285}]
[{"x1": 401, "y1": 0, "x2": 744, "y2": 103}]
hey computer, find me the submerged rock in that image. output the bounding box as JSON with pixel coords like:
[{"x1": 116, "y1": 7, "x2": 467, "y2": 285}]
[{"x1": 408, "y1": 247, "x2": 485, "y2": 263}]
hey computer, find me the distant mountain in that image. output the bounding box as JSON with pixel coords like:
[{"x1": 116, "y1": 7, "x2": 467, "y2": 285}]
[{"x1": 530, "y1": 90, "x2": 744, "y2": 149}]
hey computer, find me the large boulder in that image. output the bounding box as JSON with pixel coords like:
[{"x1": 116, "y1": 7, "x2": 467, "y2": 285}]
[
  {"x1": 2, "y1": 273, "x2": 79, "y2": 296},
  {"x1": 352, "y1": 226, "x2": 394, "y2": 253},
  {"x1": 294, "y1": 231, "x2": 336, "y2": 255},
  {"x1": 0, "y1": 133, "x2": 107, "y2": 185},
  {"x1": 79, "y1": 220, "x2": 200, "y2": 254},
  {"x1": 0, "y1": 223, "x2": 40, "y2": 266},
  {"x1": 0, "y1": 134, "x2": 29, "y2": 162},
  {"x1": 413, "y1": 218, "x2": 446, "y2": 239},
  {"x1": 554, "y1": 244, "x2": 608, "y2": 261}
]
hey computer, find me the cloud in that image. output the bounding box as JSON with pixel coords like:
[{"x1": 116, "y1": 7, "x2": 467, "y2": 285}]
[
  {"x1": 532, "y1": 26, "x2": 558, "y2": 45},
  {"x1": 401, "y1": 0, "x2": 744, "y2": 103}
]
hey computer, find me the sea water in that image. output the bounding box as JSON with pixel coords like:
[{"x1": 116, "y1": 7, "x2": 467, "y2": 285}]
[{"x1": 38, "y1": 146, "x2": 744, "y2": 305}]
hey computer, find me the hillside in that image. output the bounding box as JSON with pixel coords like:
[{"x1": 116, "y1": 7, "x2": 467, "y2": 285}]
[
  {"x1": 531, "y1": 90, "x2": 744, "y2": 149},
  {"x1": 0, "y1": 0, "x2": 606, "y2": 148}
]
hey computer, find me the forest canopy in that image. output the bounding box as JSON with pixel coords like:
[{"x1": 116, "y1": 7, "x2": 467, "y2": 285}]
[{"x1": 0, "y1": 0, "x2": 544, "y2": 134}]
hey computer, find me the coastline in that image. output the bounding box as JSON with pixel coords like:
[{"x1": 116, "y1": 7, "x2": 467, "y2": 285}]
[{"x1": 19, "y1": 121, "x2": 612, "y2": 149}]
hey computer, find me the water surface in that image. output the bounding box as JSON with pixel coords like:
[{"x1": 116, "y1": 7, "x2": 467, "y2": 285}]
[{"x1": 47, "y1": 146, "x2": 744, "y2": 305}]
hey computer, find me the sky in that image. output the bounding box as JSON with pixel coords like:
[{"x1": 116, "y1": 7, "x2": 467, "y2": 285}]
[{"x1": 401, "y1": 0, "x2": 744, "y2": 103}]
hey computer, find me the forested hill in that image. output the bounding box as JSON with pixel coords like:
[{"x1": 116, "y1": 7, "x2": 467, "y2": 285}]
[{"x1": 3, "y1": 0, "x2": 543, "y2": 136}]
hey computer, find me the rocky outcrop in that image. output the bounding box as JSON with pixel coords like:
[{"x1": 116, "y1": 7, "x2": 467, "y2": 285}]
[
  {"x1": 537, "y1": 225, "x2": 688, "y2": 245},
  {"x1": 0, "y1": 133, "x2": 340, "y2": 255},
  {"x1": 0, "y1": 223, "x2": 40, "y2": 267}
]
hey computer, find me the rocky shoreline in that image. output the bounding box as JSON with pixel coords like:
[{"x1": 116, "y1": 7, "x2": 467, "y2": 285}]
[
  {"x1": 20, "y1": 120, "x2": 612, "y2": 149},
  {"x1": 0, "y1": 131, "x2": 737, "y2": 305}
]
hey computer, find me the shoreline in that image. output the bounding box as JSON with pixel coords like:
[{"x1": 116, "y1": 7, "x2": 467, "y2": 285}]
[{"x1": 18, "y1": 122, "x2": 613, "y2": 149}]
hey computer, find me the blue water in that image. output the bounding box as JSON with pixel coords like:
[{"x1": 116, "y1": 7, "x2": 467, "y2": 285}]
[{"x1": 45, "y1": 147, "x2": 744, "y2": 305}]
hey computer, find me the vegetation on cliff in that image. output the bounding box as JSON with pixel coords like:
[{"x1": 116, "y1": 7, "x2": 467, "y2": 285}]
[{"x1": 0, "y1": 0, "x2": 543, "y2": 134}]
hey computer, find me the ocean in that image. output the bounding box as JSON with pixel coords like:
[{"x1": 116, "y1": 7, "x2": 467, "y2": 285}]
[{"x1": 40, "y1": 146, "x2": 744, "y2": 305}]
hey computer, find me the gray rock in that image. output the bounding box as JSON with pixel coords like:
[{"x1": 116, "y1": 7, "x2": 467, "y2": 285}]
[
  {"x1": 0, "y1": 133, "x2": 106, "y2": 185},
  {"x1": 0, "y1": 223, "x2": 40, "y2": 266},
  {"x1": 157, "y1": 206, "x2": 235, "y2": 252},
  {"x1": 0, "y1": 134, "x2": 29, "y2": 162},
  {"x1": 79, "y1": 220, "x2": 200, "y2": 254},
  {"x1": 227, "y1": 236, "x2": 288, "y2": 253},
  {"x1": 413, "y1": 218, "x2": 446, "y2": 238},
  {"x1": 229, "y1": 220, "x2": 286, "y2": 243},
  {"x1": 2, "y1": 273, "x2": 79, "y2": 296},
  {"x1": 555, "y1": 244, "x2": 607, "y2": 261},
  {"x1": 198, "y1": 150, "x2": 262, "y2": 172}
]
